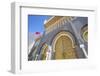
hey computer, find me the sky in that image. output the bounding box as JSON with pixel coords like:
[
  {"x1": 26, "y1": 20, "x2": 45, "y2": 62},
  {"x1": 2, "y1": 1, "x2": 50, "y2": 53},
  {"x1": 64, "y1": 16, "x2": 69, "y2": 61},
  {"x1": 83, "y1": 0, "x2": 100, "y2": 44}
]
[
  {"x1": 28, "y1": 15, "x2": 51, "y2": 33},
  {"x1": 28, "y1": 15, "x2": 51, "y2": 49}
]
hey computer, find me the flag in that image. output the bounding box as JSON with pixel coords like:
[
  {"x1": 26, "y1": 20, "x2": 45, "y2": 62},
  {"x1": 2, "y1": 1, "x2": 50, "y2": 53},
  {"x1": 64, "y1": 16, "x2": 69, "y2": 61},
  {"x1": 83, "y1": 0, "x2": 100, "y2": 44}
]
[{"x1": 33, "y1": 32, "x2": 42, "y2": 40}]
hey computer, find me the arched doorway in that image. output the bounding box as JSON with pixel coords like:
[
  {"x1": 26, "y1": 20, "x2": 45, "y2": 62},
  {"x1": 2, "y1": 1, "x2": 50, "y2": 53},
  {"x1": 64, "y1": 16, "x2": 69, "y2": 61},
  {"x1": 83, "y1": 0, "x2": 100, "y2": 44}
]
[
  {"x1": 81, "y1": 24, "x2": 88, "y2": 42},
  {"x1": 41, "y1": 44, "x2": 48, "y2": 60},
  {"x1": 83, "y1": 30, "x2": 88, "y2": 42},
  {"x1": 52, "y1": 31, "x2": 77, "y2": 59}
]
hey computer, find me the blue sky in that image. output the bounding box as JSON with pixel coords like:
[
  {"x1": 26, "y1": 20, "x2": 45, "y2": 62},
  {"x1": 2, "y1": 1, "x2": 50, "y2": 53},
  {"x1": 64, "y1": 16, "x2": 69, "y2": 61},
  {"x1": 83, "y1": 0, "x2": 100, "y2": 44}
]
[
  {"x1": 28, "y1": 15, "x2": 51, "y2": 33},
  {"x1": 28, "y1": 15, "x2": 51, "y2": 48}
]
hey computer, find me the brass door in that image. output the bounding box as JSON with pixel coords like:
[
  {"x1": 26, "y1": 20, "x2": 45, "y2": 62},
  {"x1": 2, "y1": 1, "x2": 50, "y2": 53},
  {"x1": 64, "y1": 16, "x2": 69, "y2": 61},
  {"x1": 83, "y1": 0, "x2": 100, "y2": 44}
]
[{"x1": 55, "y1": 36, "x2": 77, "y2": 59}]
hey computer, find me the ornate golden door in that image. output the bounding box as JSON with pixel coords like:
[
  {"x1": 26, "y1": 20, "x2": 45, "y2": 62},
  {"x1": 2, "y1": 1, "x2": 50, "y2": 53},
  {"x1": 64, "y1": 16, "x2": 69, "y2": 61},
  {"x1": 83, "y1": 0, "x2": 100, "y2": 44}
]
[{"x1": 55, "y1": 34, "x2": 77, "y2": 59}]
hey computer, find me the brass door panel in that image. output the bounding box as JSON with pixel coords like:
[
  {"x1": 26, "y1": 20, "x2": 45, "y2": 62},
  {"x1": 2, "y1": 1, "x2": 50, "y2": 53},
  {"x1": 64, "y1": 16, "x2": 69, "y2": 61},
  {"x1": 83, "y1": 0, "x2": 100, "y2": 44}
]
[{"x1": 55, "y1": 36, "x2": 77, "y2": 59}]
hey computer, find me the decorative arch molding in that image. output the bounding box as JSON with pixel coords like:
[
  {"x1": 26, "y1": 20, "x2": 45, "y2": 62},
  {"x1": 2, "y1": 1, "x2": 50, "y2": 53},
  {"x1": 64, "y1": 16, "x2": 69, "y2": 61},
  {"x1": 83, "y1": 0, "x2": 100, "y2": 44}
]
[{"x1": 52, "y1": 31, "x2": 76, "y2": 52}]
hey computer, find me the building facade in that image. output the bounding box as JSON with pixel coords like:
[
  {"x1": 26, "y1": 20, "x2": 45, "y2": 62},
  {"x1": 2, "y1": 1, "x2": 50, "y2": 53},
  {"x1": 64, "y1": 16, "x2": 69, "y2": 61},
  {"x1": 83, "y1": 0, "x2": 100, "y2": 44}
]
[{"x1": 28, "y1": 16, "x2": 88, "y2": 61}]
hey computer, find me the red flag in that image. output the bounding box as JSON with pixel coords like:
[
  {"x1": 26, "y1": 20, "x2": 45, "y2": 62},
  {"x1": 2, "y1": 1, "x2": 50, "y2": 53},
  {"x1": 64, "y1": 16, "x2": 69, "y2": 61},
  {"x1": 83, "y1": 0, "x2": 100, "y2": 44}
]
[
  {"x1": 33, "y1": 32, "x2": 42, "y2": 40},
  {"x1": 35, "y1": 32, "x2": 40, "y2": 34}
]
